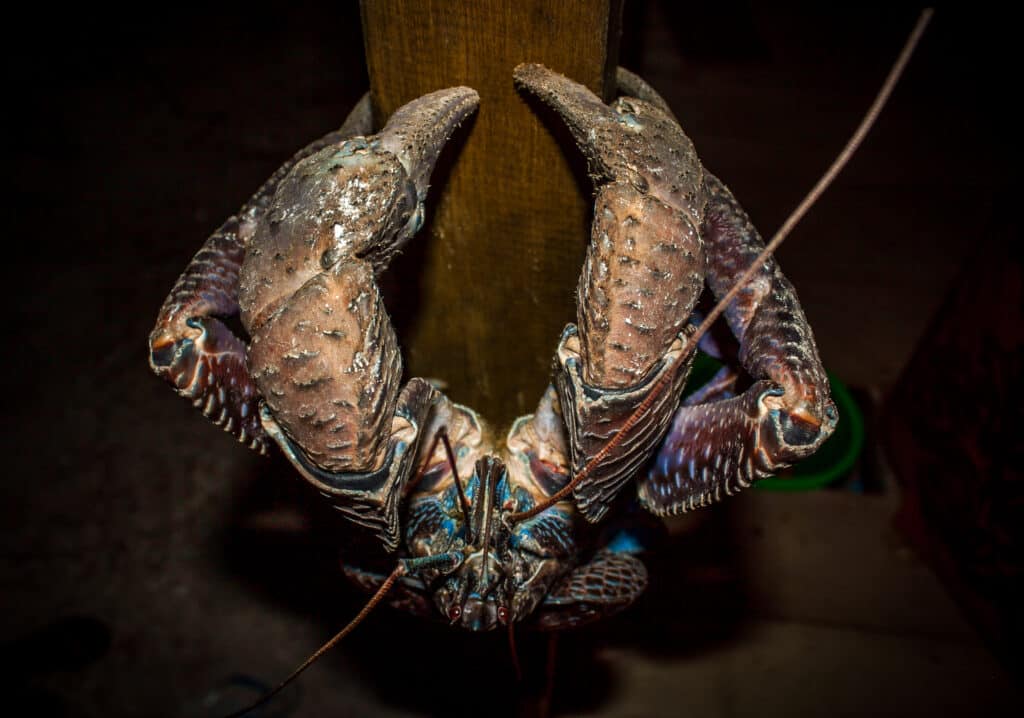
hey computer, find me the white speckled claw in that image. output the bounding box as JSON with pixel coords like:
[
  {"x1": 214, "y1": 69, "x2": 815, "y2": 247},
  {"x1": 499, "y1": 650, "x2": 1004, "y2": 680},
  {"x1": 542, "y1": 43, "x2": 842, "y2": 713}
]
[
  {"x1": 149, "y1": 88, "x2": 481, "y2": 549},
  {"x1": 148, "y1": 95, "x2": 374, "y2": 455},
  {"x1": 377, "y1": 87, "x2": 481, "y2": 205},
  {"x1": 516, "y1": 64, "x2": 837, "y2": 520},
  {"x1": 516, "y1": 63, "x2": 709, "y2": 521},
  {"x1": 607, "y1": 68, "x2": 839, "y2": 513},
  {"x1": 238, "y1": 88, "x2": 478, "y2": 547},
  {"x1": 238, "y1": 87, "x2": 479, "y2": 332}
]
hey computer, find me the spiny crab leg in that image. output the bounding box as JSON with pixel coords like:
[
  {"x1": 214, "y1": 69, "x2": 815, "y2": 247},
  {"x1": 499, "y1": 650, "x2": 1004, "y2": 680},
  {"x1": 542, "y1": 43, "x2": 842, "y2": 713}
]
[
  {"x1": 638, "y1": 174, "x2": 838, "y2": 514},
  {"x1": 242, "y1": 87, "x2": 479, "y2": 550},
  {"x1": 148, "y1": 96, "x2": 373, "y2": 454},
  {"x1": 611, "y1": 68, "x2": 840, "y2": 513},
  {"x1": 515, "y1": 63, "x2": 837, "y2": 521},
  {"x1": 514, "y1": 63, "x2": 707, "y2": 521}
]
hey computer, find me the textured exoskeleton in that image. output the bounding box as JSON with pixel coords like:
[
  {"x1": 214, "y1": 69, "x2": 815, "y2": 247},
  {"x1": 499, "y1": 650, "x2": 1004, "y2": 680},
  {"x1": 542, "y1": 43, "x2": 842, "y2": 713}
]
[
  {"x1": 514, "y1": 64, "x2": 838, "y2": 520},
  {"x1": 149, "y1": 65, "x2": 836, "y2": 633}
]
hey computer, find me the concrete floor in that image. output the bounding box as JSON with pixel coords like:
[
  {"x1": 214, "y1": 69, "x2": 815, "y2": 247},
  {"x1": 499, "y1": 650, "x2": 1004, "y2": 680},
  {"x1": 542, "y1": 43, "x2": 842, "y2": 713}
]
[{"x1": 3, "y1": 3, "x2": 1020, "y2": 716}]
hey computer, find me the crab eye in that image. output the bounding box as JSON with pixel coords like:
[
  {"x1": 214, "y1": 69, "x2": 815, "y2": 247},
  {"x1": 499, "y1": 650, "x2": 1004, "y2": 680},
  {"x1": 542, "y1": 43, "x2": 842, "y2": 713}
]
[
  {"x1": 497, "y1": 606, "x2": 510, "y2": 625},
  {"x1": 448, "y1": 605, "x2": 462, "y2": 622}
]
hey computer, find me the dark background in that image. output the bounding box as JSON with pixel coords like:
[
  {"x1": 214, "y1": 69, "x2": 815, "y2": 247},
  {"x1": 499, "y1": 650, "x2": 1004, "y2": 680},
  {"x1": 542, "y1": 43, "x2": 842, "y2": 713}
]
[{"x1": 3, "y1": 2, "x2": 1020, "y2": 716}]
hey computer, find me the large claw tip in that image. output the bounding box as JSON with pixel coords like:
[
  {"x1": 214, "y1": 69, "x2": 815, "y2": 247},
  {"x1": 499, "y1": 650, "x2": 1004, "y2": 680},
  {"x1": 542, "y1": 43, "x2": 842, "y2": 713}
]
[
  {"x1": 514, "y1": 64, "x2": 609, "y2": 170},
  {"x1": 514, "y1": 63, "x2": 660, "y2": 192},
  {"x1": 513, "y1": 63, "x2": 611, "y2": 131},
  {"x1": 517, "y1": 62, "x2": 705, "y2": 222},
  {"x1": 512, "y1": 62, "x2": 548, "y2": 87},
  {"x1": 377, "y1": 86, "x2": 480, "y2": 198}
]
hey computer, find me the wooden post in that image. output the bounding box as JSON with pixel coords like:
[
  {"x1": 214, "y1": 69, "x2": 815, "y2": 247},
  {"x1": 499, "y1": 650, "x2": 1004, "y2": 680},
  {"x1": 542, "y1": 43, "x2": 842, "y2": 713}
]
[{"x1": 361, "y1": 0, "x2": 623, "y2": 429}]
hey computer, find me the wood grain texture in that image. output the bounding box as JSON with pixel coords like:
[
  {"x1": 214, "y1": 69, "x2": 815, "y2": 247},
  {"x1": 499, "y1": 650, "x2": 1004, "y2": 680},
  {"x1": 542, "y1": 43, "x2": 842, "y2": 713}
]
[{"x1": 361, "y1": 0, "x2": 622, "y2": 428}]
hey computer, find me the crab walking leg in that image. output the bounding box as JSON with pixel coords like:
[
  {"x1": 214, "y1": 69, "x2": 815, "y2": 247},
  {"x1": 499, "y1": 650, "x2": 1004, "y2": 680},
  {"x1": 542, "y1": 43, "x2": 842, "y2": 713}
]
[
  {"x1": 638, "y1": 177, "x2": 838, "y2": 515},
  {"x1": 148, "y1": 96, "x2": 373, "y2": 453},
  {"x1": 535, "y1": 550, "x2": 648, "y2": 631},
  {"x1": 515, "y1": 63, "x2": 706, "y2": 522},
  {"x1": 702, "y1": 174, "x2": 835, "y2": 420}
]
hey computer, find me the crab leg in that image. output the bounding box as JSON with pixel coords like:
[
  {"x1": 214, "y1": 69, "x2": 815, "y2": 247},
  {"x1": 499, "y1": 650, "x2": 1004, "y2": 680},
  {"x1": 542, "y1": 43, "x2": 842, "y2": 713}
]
[
  {"x1": 148, "y1": 95, "x2": 372, "y2": 453},
  {"x1": 517, "y1": 64, "x2": 837, "y2": 520},
  {"x1": 514, "y1": 63, "x2": 707, "y2": 522},
  {"x1": 245, "y1": 88, "x2": 480, "y2": 549},
  {"x1": 535, "y1": 549, "x2": 648, "y2": 631},
  {"x1": 613, "y1": 68, "x2": 839, "y2": 512},
  {"x1": 638, "y1": 175, "x2": 838, "y2": 514}
]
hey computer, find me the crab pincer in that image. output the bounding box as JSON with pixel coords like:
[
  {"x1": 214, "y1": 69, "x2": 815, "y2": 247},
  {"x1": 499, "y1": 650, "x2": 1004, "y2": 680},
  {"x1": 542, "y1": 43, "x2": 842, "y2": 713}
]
[
  {"x1": 245, "y1": 87, "x2": 479, "y2": 550},
  {"x1": 515, "y1": 63, "x2": 708, "y2": 521},
  {"x1": 515, "y1": 63, "x2": 837, "y2": 518},
  {"x1": 148, "y1": 97, "x2": 374, "y2": 456},
  {"x1": 150, "y1": 87, "x2": 479, "y2": 550}
]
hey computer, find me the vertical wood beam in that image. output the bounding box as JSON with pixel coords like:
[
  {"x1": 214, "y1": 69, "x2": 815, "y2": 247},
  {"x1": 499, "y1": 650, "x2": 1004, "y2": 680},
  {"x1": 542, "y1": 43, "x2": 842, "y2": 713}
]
[{"x1": 361, "y1": 0, "x2": 622, "y2": 428}]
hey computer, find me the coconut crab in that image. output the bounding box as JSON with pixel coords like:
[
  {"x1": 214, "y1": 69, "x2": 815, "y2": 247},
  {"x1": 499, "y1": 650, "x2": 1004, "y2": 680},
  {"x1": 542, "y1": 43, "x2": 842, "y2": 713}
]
[{"x1": 149, "y1": 65, "x2": 837, "y2": 636}]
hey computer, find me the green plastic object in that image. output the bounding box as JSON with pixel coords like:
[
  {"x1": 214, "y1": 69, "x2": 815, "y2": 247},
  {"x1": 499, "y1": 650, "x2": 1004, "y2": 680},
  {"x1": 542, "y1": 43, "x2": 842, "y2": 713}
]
[{"x1": 681, "y1": 352, "x2": 865, "y2": 492}]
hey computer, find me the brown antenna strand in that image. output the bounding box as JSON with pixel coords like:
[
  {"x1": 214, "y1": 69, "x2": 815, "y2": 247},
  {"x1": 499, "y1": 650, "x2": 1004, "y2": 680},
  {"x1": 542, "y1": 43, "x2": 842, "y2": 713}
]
[
  {"x1": 404, "y1": 429, "x2": 444, "y2": 498},
  {"x1": 509, "y1": 7, "x2": 933, "y2": 524},
  {"x1": 685, "y1": 7, "x2": 933, "y2": 355},
  {"x1": 405, "y1": 427, "x2": 472, "y2": 531},
  {"x1": 440, "y1": 428, "x2": 473, "y2": 528},
  {"x1": 508, "y1": 620, "x2": 523, "y2": 682},
  {"x1": 224, "y1": 564, "x2": 405, "y2": 718}
]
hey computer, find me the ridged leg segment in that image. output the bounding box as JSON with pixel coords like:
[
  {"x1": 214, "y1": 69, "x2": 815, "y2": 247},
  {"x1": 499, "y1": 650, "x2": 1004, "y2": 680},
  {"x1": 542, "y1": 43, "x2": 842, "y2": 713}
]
[
  {"x1": 536, "y1": 549, "x2": 648, "y2": 630},
  {"x1": 555, "y1": 326, "x2": 695, "y2": 522},
  {"x1": 262, "y1": 378, "x2": 437, "y2": 552},
  {"x1": 639, "y1": 176, "x2": 838, "y2": 515}
]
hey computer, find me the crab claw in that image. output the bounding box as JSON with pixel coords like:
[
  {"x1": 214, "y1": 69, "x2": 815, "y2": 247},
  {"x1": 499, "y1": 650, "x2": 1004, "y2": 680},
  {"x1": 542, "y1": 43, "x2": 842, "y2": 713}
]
[
  {"x1": 513, "y1": 63, "x2": 704, "y2": 221},
  {"x1": 515, "y1": 64, "x2": 711, "y2": 522},
  {"x1": 514, "y1": 63, "x2": 707, "y2": 392},
  {"x1": 377, "y1": 86, "x2": 480, "y2": 204},
  {"x1": 237, "y1": 87, "x2": 480, "y2": 548},
  {"x1": 239, "y1": 86, "x2": 479, "y2": 333}
]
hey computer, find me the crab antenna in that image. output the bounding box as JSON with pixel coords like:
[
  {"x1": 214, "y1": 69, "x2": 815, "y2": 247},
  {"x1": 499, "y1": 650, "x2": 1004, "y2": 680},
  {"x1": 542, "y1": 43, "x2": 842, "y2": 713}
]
[
  {"x1": 439, "y1": 428, "x2": 473, "y2": 531},
  {"x1": 224, "y1": 565, "x2": 404, "y2": 718},
  {"x1": 405, "y1": 427, "x2": 472, "y2": 534},
  {"x1": 404, "y1": 430, "x2": 443, "y2": 498},
  {"x1": 508, "y1": 620, "x2": 523, "y2": 682},
  {"x1": 509, "y1": 7, "x2": 933, "y2": 524}
]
